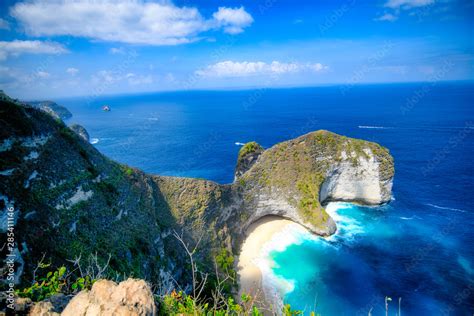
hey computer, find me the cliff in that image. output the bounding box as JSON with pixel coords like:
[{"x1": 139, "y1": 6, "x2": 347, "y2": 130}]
[
  {"x1": 24, "y1": 100, "x2": 73, "y2": 121},
  {"x1": 0, "y1": 95, "x2": 394, "y2": 294}
]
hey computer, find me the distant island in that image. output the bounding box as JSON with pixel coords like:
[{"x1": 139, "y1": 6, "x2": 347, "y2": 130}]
[{"x1": 0, "y1": 93, "x2": 394, "y2": 314}]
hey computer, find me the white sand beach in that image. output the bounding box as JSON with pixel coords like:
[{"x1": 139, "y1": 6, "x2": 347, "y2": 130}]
[{"x1": 237, "y1": 216, "x2": 296, "y2": 310}]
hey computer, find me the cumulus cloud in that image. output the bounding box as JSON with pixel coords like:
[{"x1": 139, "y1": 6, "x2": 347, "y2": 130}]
[
  {"x1": 196, "y1": 61, "x2": 328, "y2": 77},
  {"x1": 92, "y1": 70, "x2": 153, "y2": 86},
  {"x1": 384, "y1": 0, "x2": 434, "y2": 9},
  {"x1": 212, "y1": 7, "x2": 253, "y2": 34},
  {"x1": 110, "y1": 47, "x2": 125, "y2": 55},
  {"x1": 36, "y1": 71, "x2": 50, "y2": 79},
  {"x1": 126, "y1": 73, "x2": 153, "y2": 85},
  {"x1": 66, "y1": 67, "x2": 79, "y2": 76},
  {"x1": 0, "y1": 40, "x2": 68, "y2": 60},
  {"x1": 377, "y1": 0, "x2": 438, "y2": 22},
  {"x1": 374, "y1": 13, "x2": 399, "y2": 22},
  {"x1": 11, "y1": 1, "x2": 253, "y2": 46}
]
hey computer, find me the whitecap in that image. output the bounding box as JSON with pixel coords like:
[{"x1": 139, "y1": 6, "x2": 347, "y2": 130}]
[
  {"x1": 426, "y1": 203, "x2": 466, "y2": 213},
  {"x1": 358, "y1": 125, "x2": 392, "y2": 129},
  {"x1": 325, "y1": 202, "x2": 365, "y2": 240},
  {"x1": 235, "y1": 142, "x2": 245, "y2": 146},
  {"x1": 90, "y1": 138, "x2": 99, "y2": 144}
]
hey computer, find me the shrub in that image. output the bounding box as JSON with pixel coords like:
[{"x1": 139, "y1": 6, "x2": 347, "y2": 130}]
[
  {"x1": 124, "y1": 167, "x2": 134, "y2": 176},
  {"x1": 16, "y1": 265, "x2": 95, "y2": 302},
  {"x1": 215, "y1": 248, "x2": 236, "y2": 279}
]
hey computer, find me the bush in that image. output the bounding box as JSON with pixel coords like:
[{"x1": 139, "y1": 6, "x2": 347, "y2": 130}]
[
  {"x1": 215, "y1": 248, "x2": 236, "y2": 279},
  {"x1": 16, "y1": 265, "x2": 95, "y2": 301}
]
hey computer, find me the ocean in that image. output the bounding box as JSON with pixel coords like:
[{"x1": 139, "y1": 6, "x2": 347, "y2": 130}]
[{"x1": 58, "y1": 82, "x2": 474, "y2": 315}]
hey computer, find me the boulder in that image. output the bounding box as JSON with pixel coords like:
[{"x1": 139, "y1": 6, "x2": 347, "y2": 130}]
[{"x1": 61, "y1": 279, "x2": 156, "y2": 316}]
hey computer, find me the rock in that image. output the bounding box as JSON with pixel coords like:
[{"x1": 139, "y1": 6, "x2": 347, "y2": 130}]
[
  {"x1": 29, "y1": 301, "x2": 59, "y2": 316},
  {"x1": 69, "y1": 124, "x2": 90, "y2": 142},
  {"x1": 27, "y1": 294, "x2": 71, "y2": 315},
  {"x1": 320, "y1": 151, "x2": 393, "y2": 204},
  {"x1": 25, "y1": 100, "x2": 72, "y2": 121},
  {"x1": 61, "y1": 279, "x2": 156, "y2": 316},
  {"x1": 234, "y1": 141, "x2": 264, "y2": 180},
  {"x1": 14, "y1": 297, "x2": 33, "y2": 313},
  {"x1": 234, "y1": 130, "x2": 394, "y2": 235}
]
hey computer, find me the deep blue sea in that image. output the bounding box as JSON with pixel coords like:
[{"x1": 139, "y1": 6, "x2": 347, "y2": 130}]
[{"x1": 59, "y1": 82, "x2": 474, "y2": 315}]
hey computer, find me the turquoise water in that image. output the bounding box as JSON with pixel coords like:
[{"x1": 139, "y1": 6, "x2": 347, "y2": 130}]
[{"x1": 269, "y1": 202, "x2": 470, "y2": 315}]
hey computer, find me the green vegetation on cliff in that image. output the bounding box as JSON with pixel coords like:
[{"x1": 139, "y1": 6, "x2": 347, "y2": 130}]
[{"x1": 237, "y1": 142, "x2": 263, "y2": 160}]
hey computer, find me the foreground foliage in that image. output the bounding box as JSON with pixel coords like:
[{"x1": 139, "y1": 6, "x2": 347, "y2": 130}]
[
  {"x1": 15, "y1": 265, "x2": 94, "y2": 301},
  {"x1": 159, "y1": 290, "x2": 304, "y2": 316},
  {"x1": 15, "y1": 266, "x2": 307, "y2": 315}
]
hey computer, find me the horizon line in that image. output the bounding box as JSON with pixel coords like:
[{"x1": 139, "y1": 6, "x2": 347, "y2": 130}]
[{"x1": 15, "y1": 79, "x2": 474, "y2": 102}]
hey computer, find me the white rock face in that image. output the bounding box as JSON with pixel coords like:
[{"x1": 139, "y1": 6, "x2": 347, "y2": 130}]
[
  {"x1": 61, "y1": 279, "x2": 156, "y2": 316},
  {"x1": 245, "y1": 192, "x2": 336, "y2": 236},
  {"x1": 56, "y1": 186, "x2": 94, "y2": 209},
  {"x1": 320, "y1": 150, "x2": 392, "y2": 205}
]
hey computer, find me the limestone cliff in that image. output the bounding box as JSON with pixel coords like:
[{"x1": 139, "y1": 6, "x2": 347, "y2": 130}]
[
  {"x1": 0, "y1": 95, "x2": 394, "y2": 292},
  {"x1": 25, "y1": 100, "x2": 73, "y2": 121},
  {"x1": 232, "y1": 130, "x2": 394, "y2": 236}
]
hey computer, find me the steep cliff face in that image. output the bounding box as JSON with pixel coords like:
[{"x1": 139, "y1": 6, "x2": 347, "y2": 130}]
[
  {"x1": 234, "y1": 142, "x2": 264, "y2": 180},
  {"x1": 25, "y1": 101, "x2": 73, "y2": 121},
  {"x1": 0, "y1": 97, "x2": 394, "y2": 290}
]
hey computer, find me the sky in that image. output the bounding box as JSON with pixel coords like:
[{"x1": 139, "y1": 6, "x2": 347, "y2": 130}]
[{"x1": 0, "y1": 0, "x2": 473, "y2": 99}]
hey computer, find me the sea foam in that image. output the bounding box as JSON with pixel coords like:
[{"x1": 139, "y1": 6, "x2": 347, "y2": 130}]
[
  {"x1": 358, "y1": 125, "x2": 393, "y2": 129},
  {"x1": 253, "y1": 202, "x2": 371, "y2": 310},
  {"x1": 255, "y1": 223, "x2": 313, "y2": 310}
]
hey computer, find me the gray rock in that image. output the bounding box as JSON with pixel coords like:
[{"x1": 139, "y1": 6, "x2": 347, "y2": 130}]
[
  {"x1": 61, "y1": 279, "x2": 156, "y2": 316},
  {"x1": 69, "y1": 124, "x2": 90, "y2": 142},
  {"x1": 26, "y1": 101, "x2": 72, "y2": 121}
]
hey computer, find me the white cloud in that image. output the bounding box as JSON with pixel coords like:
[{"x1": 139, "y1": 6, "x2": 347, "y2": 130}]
[
  {"x1": 110, "y1": 47, "x2": 125, "y2": 55},
  {"x1": 92, "y1": 70, "x2": 153, "y2": 86},
  {"x1": 66, "y1": 67, "x2": 79, "y2": 76},
  {"x1": 36, "y1": 71, "x2": 50, "y2": 79},
  {"x1": 377, "y1": 0, "x2": 438, "y2": 22},
  {"x1": 384, "y1": 0, "x2": 434, "y2": 9},
  {"x1": 196, "y1": 61, "x2": 328, "y2": 77},
  {"x1": 212, "y1": 7, "x2": 253, "y2": 34},
  {"x1": 11, "y1": 1, "x2": 253, "y2": 45},
  {"x1": 0, "y1": 40, "x2": 68, "y2": 60},
  {"x1": 0, "y1": 18, "x2": 10, "y2": 30},
  {"x1": 126, "y1": 73, "x2": 153, "y2": 85},
  {"x1": 374, "y1": 13, "x2": 399, "y2": 22}
]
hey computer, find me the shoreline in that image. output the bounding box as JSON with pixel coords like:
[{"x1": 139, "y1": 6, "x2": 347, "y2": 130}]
[{"x1": 236, "y1": 216, "x2": 299, "y2": 312}]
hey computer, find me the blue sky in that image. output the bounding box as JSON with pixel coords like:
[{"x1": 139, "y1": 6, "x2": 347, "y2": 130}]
[{"x1": 0, "y1": 0, "x2": 473, "y2": 99}]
